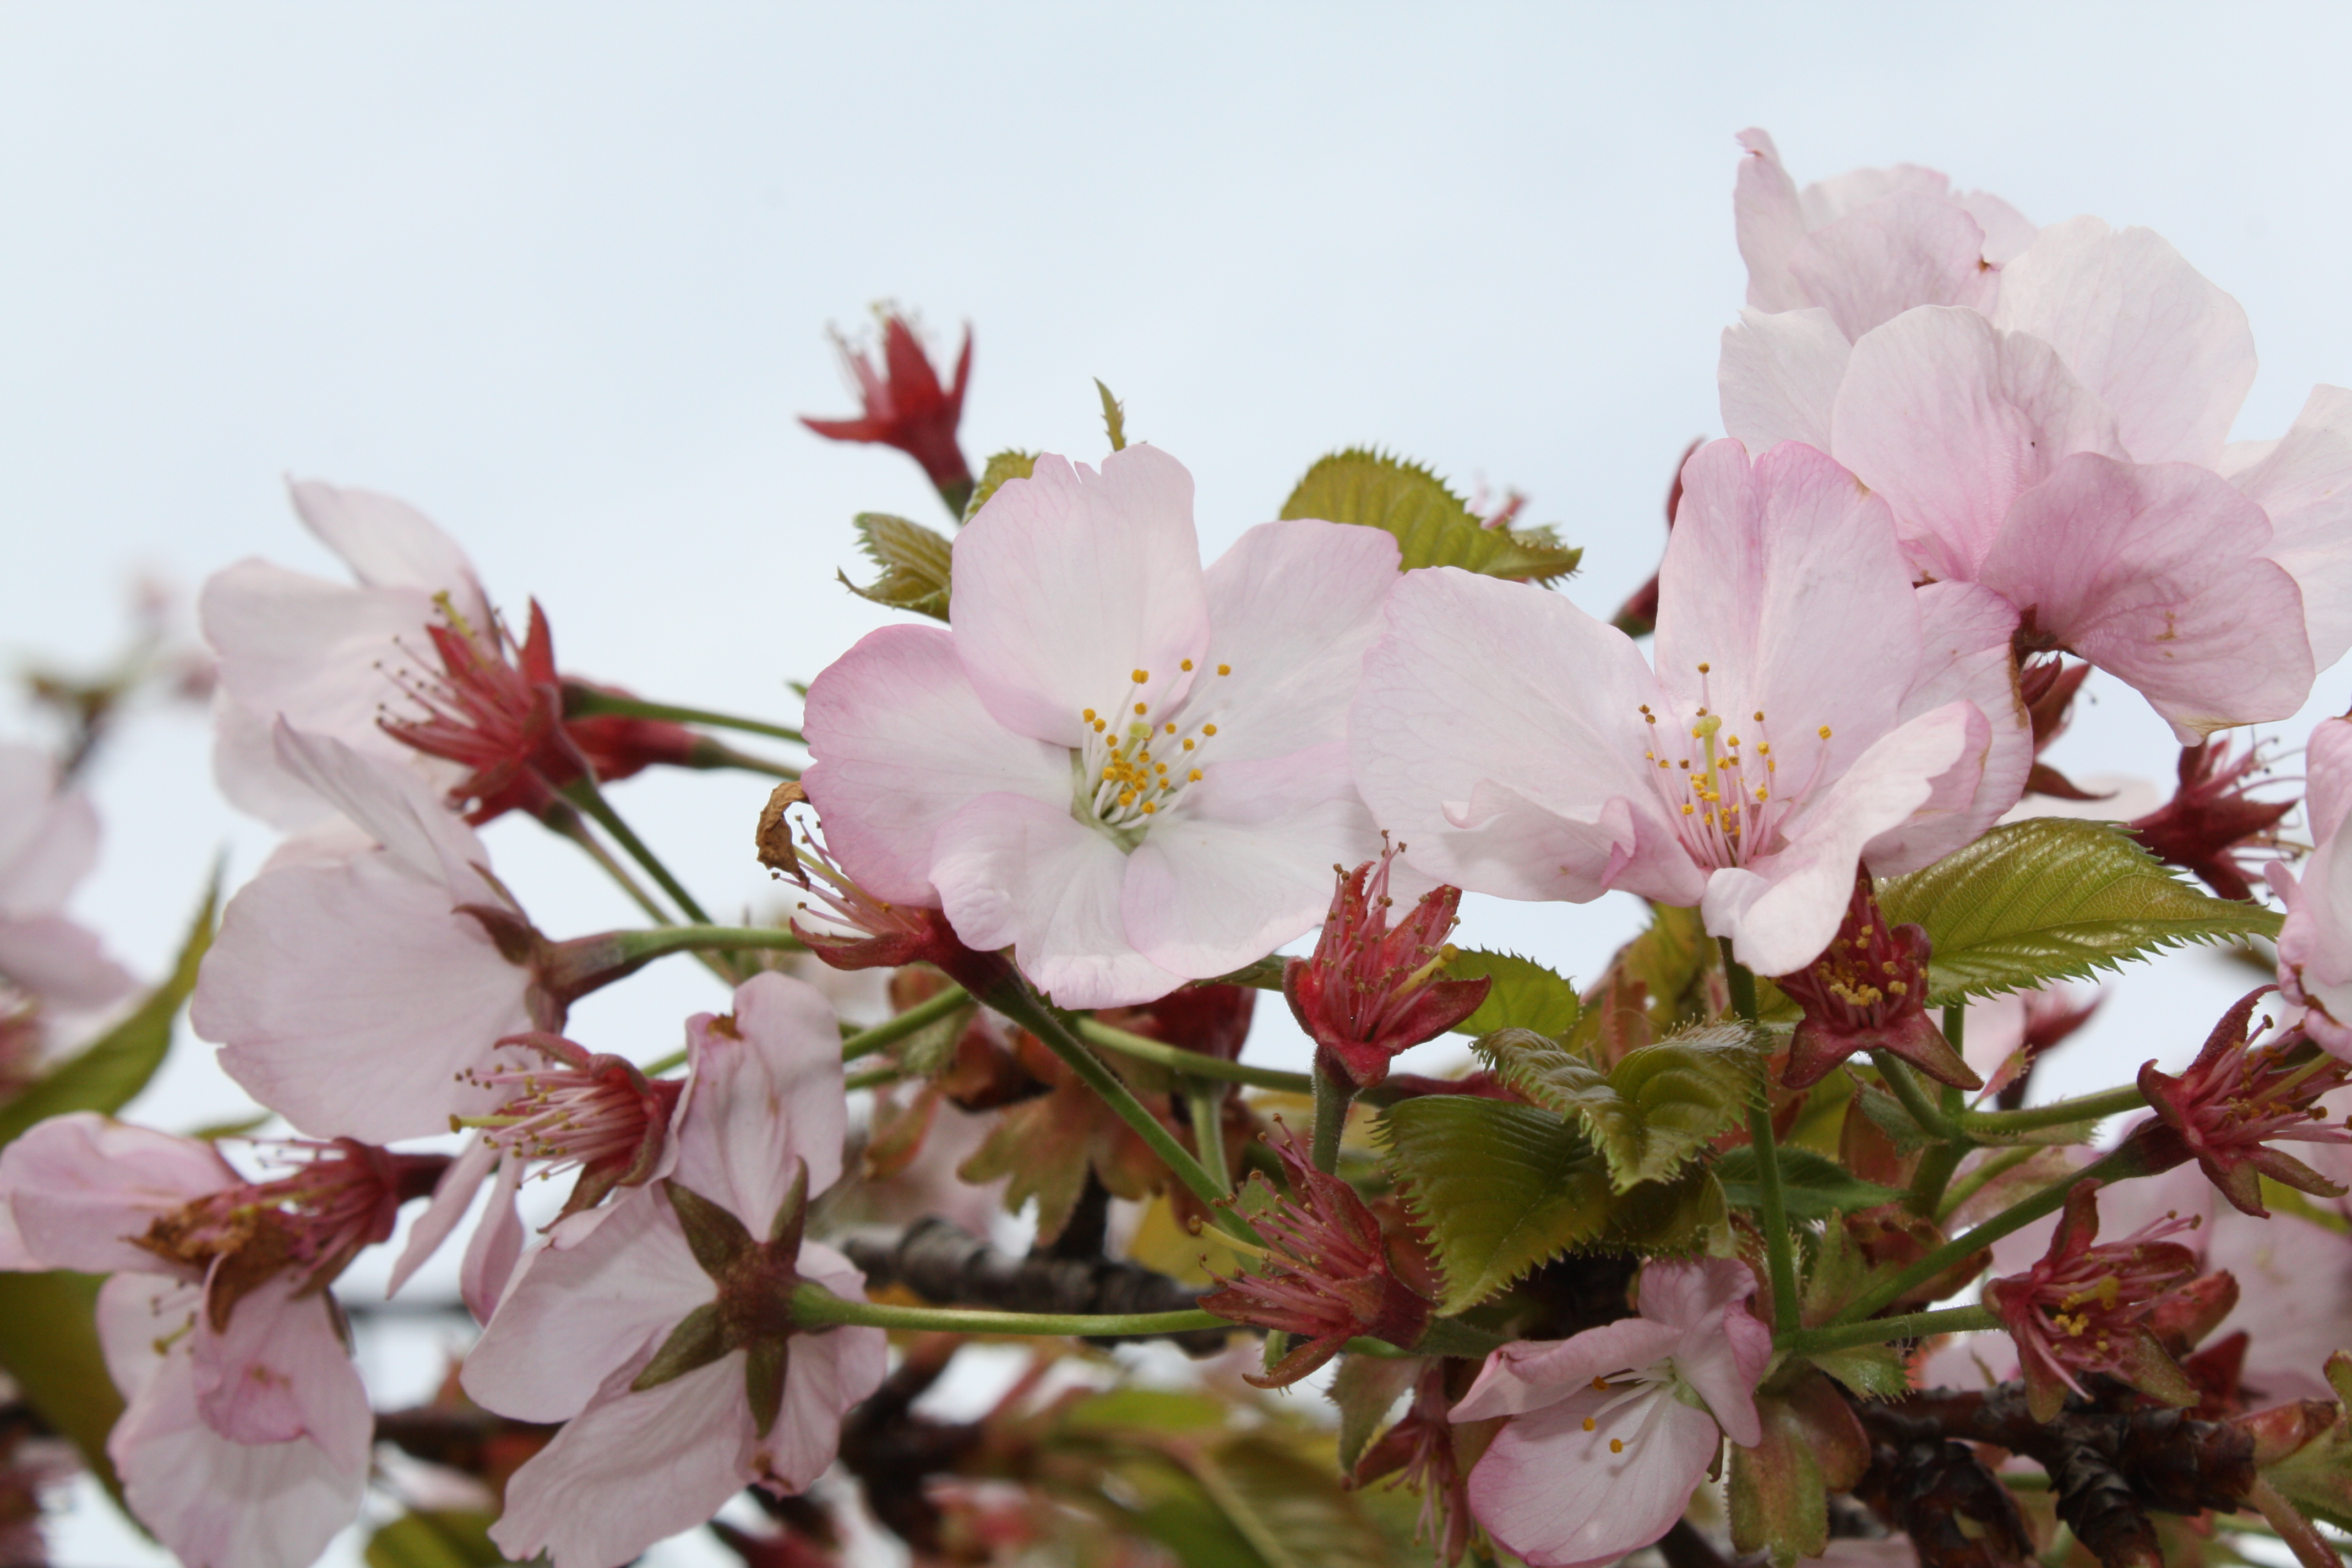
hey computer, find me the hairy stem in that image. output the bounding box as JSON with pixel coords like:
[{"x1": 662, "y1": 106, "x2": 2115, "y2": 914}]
[
  {"x1": 1310, "y1": 1064, "x2": 1355, "y2": 1175},
  {"x1": 1074, "y1": 1017, "x2": 1313, "y2": 1091},
  {"x1": 541, "y1": 802, "x2": 674, "y2": 927},
  {"x1": 1935, "y1": 1145, "x2": 2043, "y2": 1223},
  {"x1": 792, "y1": 1283, "x2": 1225, "y2": 1340},
  {"x1": 1723, "y1": 941, "x2": 1797, "y2": 1333},
  {"x1": 1873, "y1": 1051, "x2": 1965, "y2": 1141},
  {"x1": 1908, "y1": 1140, "x2": 1970, "y2": 1218},
  {"x1": 562, "y1": 684, "x2": 804, "y2": 745},
  {"x1": 842, "y1": 986, "x2": 973, "y2": 1064},
  {"x1": 1185, "y1": 1080, "x2": 1230, "y2": 1196},
  {"x1": 1776, "y1": 1302, "x2": 1999, "y2": 1355},
  {"x1": 1958, "y1": 1083, "x2": 2147, "y2": 1137},
  {"x1": 560, "y1": 778, "x2": 716, "y2": 929}
]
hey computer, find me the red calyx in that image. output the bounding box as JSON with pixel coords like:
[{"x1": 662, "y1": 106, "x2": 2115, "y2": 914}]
[
  {"x1": 2127, "y1": 739, "x2": 2296, "y2": 902},
  {"x1": 1776, "y1": 869, "x2": 1978, "y2": 1091},
  {"x1": 798, "y1": 309, "x2": 974, "y2": 500},
  {"x1": 1283, "y1": 845, "x2": 1489, "y2": 1092}
]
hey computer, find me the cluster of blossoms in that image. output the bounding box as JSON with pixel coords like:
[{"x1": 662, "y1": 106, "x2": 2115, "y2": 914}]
[{"x1": 2, "y1": 135, "x2": 2351, "y2": 1568}]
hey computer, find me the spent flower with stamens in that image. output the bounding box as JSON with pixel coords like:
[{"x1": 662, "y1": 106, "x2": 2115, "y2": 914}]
[
  {"x1": 2125, "y1": 987, "x2": 2352, "y2": 1217},
  {"x1": 1985, "y1": 1179, "x2": 2207, "y2": 1421},
  {"x1": 1450, "y1": 1257, "x2": 1771, "y2": 1568},
  {"x1": 457, "y1": 1031, "x2": 685, "y2": 1218},
  {"x1": 1283, "y1": 841, "x2": 1490, "y2": 1090},
  {"x1": 1777, "y1": 868, "x2": 1977, "y2": 1091},
  {"x1": 1197, "y1": 1123, "x2": 1432, "y2": 1387},
  {"x1": 1353, "y1": 1359, "x2": 1475, "y2": 1565},
  {"x1": 2127, "y1": 738, "x2": 2296, "y2": 902},
  {"x1": 799, "y1": 307, "x2": 975, "y2": 508},
  {"x1": 382, "y1": 595, "x2": 700, "y2": 825}
]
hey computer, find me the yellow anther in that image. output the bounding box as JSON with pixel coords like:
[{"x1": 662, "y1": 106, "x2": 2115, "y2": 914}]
[
  {"x1": 1119, "y1": 790, "x2": 1137, "y2": 807},
  {"x1": 1202, "y1": 723, "x2": 1218, "y2": 737},
  {"x1": 1180, "y1": 658, "x2": 1194, "y2": 671},
  {"x1": 1582, "y1": 1417, "x2": 1597, "y2": 1431},
  {"x1": 1609, "y1": 1438, "x2": 1625, "y2": 1454},
  {"x1": 1819, "y1": 725, "x2": 1833, "y2": 739},
  {"x1": 1181, "y1": 738, "x2": 1195, "y2": 750},
  {"x1": 1682, "y1": 803, "x2": 1695, "y2": 815},
  {"x1": 1093, "y1": 719, "x2": 1106, "y2": 733},
  {"x1": 1188, "y1": 769, "x2": 1202, "y2": 782},
  {"x1": 1083, "y1": 708, "x2": 1097, "y2": 722},
  {"x1": 1141, "y1": 802, "x2": 1157, "y2": 814},
  {"x1": 1696, "y1": 661, "x2": 1711, "y2": 673},
  {"x1": 1752, "y1": 711, "x2": 1765, "y2": 722},
  {"x1": 1217, "y1": 663, "x2": 1231, "y2": 676},
  {"x1": 1165, "y1": 722, "x2": 1177, "y2": 734},
  {"x1": 1591, "y1": 1376, "x2": 1609, "y2": 1392},
  {"x1": 1134, "y1": 702, "x2": 1148, "y2": 715},
  {"x1": 1132, "y1": 668, "x2": 1149, "y2": 684}
]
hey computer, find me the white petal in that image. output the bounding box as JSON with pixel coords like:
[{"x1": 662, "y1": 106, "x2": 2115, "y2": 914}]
[
  {"x1": 1193, "y1": 518, "x2": 1398, "y2": 759},
  {"x1": 1719, "y1": 308, "x2": 1851, "y2": 453},
  {"x1": 674, "y1": 971, "x2": 848, "y2": 1229},
  {"x1": 286, "y1": 477, "x2": 490, "y2": 625},
  {"x1": 2228, "y1": 384, "x2": 2352, "y2": 671}
]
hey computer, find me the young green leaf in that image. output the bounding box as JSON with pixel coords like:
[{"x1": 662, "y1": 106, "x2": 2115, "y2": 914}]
[
  {"x1": 1096, "y1": 379, "x2": 1129, "y2": 451},
  {"x1": 963, "y1": 448, "x2": 1037, "y2": 522},
  {"x1": 1876, "y1": 819, "x2": 2281, "y2": 1003},
  {"x1": 1477, "y1": 1022, "x2": 1763, "y2": 1191},
  {"x1": 838, "y1": 511, "x2": 954, "y2": 622},
  {"x1": 363, "y1": 1511, "x2": 508, "y2": 1568},
  {"x1": 1326, "y1": 1354, "x2": 1419, "y2": 1474},
  {"x1": 1280, "y1": 449, "x2": 1581, "y2": 585},
  {"x1": 1715, "y1": 1146, "x2": 1905, "y2": 1219},
  {"x1": 0, "y1": 1272, "x2": 123, "y2": 1503},
  {"x1": 1182, "y1": 1433, "x2": 1406, "y2": 1568},
  {"x1": 1447, "y1": 949, "x2": 1580, "y2": 1038},
  {"x1": 1377, "y1": 1096, "x2": 1718, "y2": 1313},
  {"x1": 0, "y1": 872, "x2": 217, "y2": 1148}
]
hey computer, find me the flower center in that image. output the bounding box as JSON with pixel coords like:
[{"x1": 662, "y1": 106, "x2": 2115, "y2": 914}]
[
  {"x1": 1640, "y1": 663, "x2": 1831, "y2": 870},
  {"x1": 1070, "y1": 660, "x2": 1232, "y2": 847}
]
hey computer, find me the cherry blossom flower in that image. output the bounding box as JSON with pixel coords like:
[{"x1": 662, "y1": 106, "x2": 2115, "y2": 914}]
[
  {"x1": 1352, "y1": 438, "x2": 2029, "y2": 977},
  {"x1": 460, "y1": 973, "x2": 887, "y2": 1568},
  {"x1": 2273, "y1": 716, "x2": 2352, "y2": 1054},
  {"x1": 803, "y1": 445, "x2": 1401, "y2": 1008},
  {"x1": 2125, "y1": 988, "x2": 2352, "y2": 1216},
  {"x1": 799, "y1": 307, "x2": 975, "y2": 507},
  {"x1": 1732, "y1": 128, "x2": 2037, "y2": 337},
  {"x1": 1722, "y1": 138, "x2": 2333, "y2": 733},
  {"x1": 95, "y1": 1272, "x2": 371, "y2": 1568},
  {"x1": 1450, "y1": 1257, "x2": 1771, "y2": 1568},
  {"x1": 1985, "y1": 1179, "x2": 2206, "y2": 1420},
  {"x1": 1778, "y1": 869, "x2": 1975, "y2": 1091},
  {"x1": 201, "y1": 479, "x2": 697, "y2": 830},
  {"x1": 0, "y1": 744, "x2": 135, "y2": 1020},
  {"x1": 1283, "y1": 841, "x2": 1490, "y2": 1091},
  {"x1": 192, "y1": 725, "x2": 543, "y2": 1142},
  {"x1": 1198, "y1": 1123, "x2": 1433, "y2": 1386}
]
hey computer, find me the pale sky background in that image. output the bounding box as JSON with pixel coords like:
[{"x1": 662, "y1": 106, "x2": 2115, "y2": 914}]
[{"x1": 7, "y1": 4, "x2": 2352, "y2": 1564}]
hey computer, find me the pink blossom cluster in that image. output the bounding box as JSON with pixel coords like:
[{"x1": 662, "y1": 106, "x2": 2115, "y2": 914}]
[{"x1": 2, "y1": 128, "x2": 2350, "y2": 1568}]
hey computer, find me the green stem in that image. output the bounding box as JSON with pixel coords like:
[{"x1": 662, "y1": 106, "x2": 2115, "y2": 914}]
[
  {"x1": 1777, "y1": 1303, "x2": 1999, "y2": 1356},
  {"x1": 790, "y1": 1283, "x2": 1223, "y2": 1340},
  {"x1": 1908, "y1": 1141, "x2": 1969, "y2": 1218},
  {"x1": 1832, "y1": 1146, "x2": 2142, "y2": 1325},
  {"x1": 1873, "y1": 1052, "x2": 1964, "y2": 1141},
  {"x1": 1186, "y1": 1080, "x2": 1230, "y2": 1195},
  {"x1": 1721, "y1": 940, "x2": 1796, "y2": 1335},
  {"x1": 562, "y1": 778, "x2": 715, "y2": 928},
  {"x1": 1074, "y1": 1018, "x2": 1314, "y2": 1092},
  {"x1": 689, "y1": 740, "x2": 799, "y2": 781},
  {"x1": 845, "y1": 1064, "x2": 905, "y2": 1093},
  {"x1": 1936, "y1": 1145, "x2": 2041, "y2": 1223},
  {"x1": 1202, "y1": 957, "x2": 1286, "y2": 992},
  {"x1": 1958, "y1": 1084, "x2": 2146, "y2": 1137},
  {"x1": 989, "y1": 982, "x2": 1255, "y2": 1241},
  {"x1": 563, "y1": 685, "x2": 804, "y2": 745},
  {"x1": 604, "y1": 925, "x2": 807, "y2": 965},
  {"x1": 842, "y1": 986, "x2": 972, "y2": 1064},
  {"x1": 1942, "y1": 1002, "x2": 1966, "y2": 1060},
  {"x1": 1311, "y1": 1064, "x2": 1355, "y2": 1175}
]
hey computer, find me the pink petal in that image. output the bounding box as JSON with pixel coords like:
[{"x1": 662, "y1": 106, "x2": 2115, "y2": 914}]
[
  {"x1": 461, "y1": 1187, "x2": 711, "y2": 1423},
  {"x1": 0, "y1": 912, "x2": 137, "y2": 1010},
  {"x1": 189, "y1": 1275, "x2": 372, "y2": 1471},
  {"x1": 674, "y1": 972, "x2": 848, "y2": 1229},
  {"x1": 285, "y1": 477, "x2": 491, "y2": 628},
  {"x1": 1959, "y1": 191, "x2": 2040, "y2": 266},
  {"x1": 1733, "y1": 128, "x2": 1812, "y2": 313},
  {"x1": 1654, "y1": 440, "x2": 1914, "y2": 785},
  {"x1": 758, "y1": 1242, "x2": 888, "y2": 1493},
  {"x1": 1787, "y1": 190, "x2": 1998, "y2": 341},
  {"x1": 386, "y1": 1133, "x2": 496, "y2": 1300},
  {"x1": 1707, "y1": 702, "x2": 1986, "y2": 976},
  {"x1": 1979, "y1": 454, "x2": 2312, "y2": 740},
  {"x1": 802, "y1": 622, "x2": 1069, "y2": 907},
  {"x1": 1123, "y1": 745, "x2": 1382, "y2": 979},
  {"x1": 1671, "y1": 1306, "x2": 1773, "y2": 1450},
  {"x1": 210, "y1": 691, "x2": 348, "y2": 833},
  {"x1": 460, "y1": 1153, "x2": 526, "y2": 1323},
  {"x1": 1832, "y1": 306, "x2": 2124, "y2": 583},
  {"x1": 2280, "y1": 825, "x2": 2352, "y2": 1050},
  {"x1": 929, "y1": 790, "x2": 1181, "y2": 1009},
  {"x1": 198, "y1": 559, "x2": 461, "y2": 822},
  {"x1": 0, "y1": 745, "x2": 98, "y2": 916},
  {"x1": 2309, "y1": 716, "x2": 2352, "y2": 845},
  {"x1": 1634, "y1": 1256, "x2": 1761, "y2": 1335},
  {"x1": 1863, "y1": 581, "x2": 2029, "y2": 875},
  {"x1": 1719, "y1": 307, "x2": 1850, "y2": 453},
  {"x1": 0, "y1": 1113, "x2": 235, "y2": 1277},
  {"x1": 1194, "y1": 518, "x2": 1398, "y2": 760},
  {"x1": 1991, "y1": 217, "x2": 2255, "y2": 469},
  {"x1": 1801, "y1": 162, "x2": 1951, "y2": 228},
  {"x1": 1350, "y1": 568, "x2": 1689, "y2": 905},
  {"x1": 269, "y1": 723, "x2": 495, "y2": 900},
  {"x1": 197, "y1": 854, "x2": 530, "y2": 1144},
  {"x1": 949, "y1": 446, "x2": 1210, "y2": 748},
  {"x1": 1451, "y1": 1319, "x2": 1683, "y2": 1423},
  {"x1": 2225, "y1": 384, "x2": 2352, "y2": 671},
  {"x1": 491, "y1": 1354, "x2": 756, "y2": 1568},
  {"x1": 1468, "y1": 1386, "x2": 1721, "y2": 1568},
  {"x1": 100, "y1": 1276, "x2": 366, "y2": 1568}
]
